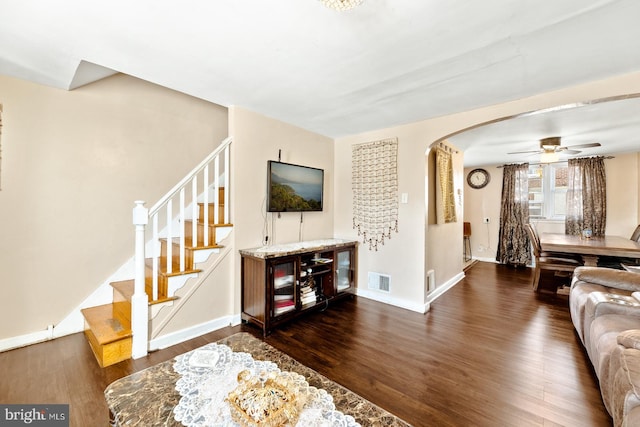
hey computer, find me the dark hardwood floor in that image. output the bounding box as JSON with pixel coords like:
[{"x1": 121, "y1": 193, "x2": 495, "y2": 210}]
[{"x1": 0, "y1": 262, "x2": 610, "y2": 426}]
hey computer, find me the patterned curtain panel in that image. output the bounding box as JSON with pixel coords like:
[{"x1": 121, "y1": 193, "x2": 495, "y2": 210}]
[
  {"x1": 435, "y1": 147, "x2": 457, "y2": 224},
  {"x1": 352, "y1": 138, "x2": 399, "y2": 251},
  {"x1": 566, "y1": 156, "x2": 607, "y2": 236},
  {"x1": 496, "y1": 163, "x2": 531, "y2": 265}
]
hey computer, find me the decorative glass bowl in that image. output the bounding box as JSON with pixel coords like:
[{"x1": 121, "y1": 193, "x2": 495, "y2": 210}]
[{"x1": 226, "y1": 370, "x2": 301, "y2": 426}]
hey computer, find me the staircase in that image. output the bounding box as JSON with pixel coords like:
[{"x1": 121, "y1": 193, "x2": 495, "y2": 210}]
[{"x1": 81, "y1": 138, "x2": 232, "y2": 367}]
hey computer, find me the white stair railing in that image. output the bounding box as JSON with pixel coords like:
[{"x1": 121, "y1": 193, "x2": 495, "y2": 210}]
[{"x1": 131, "y1": 137, "x2": 231, "y2": 359}]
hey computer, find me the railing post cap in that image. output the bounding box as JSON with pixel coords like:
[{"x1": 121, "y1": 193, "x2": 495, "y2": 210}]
[{"x1": 133, "y1": 201, "x2": 149, "y2": 225}]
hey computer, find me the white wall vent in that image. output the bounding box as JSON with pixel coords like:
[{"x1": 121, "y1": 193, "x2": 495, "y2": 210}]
[{"x1": 368, "y1": 272, "x2": 391, "y2": 293}]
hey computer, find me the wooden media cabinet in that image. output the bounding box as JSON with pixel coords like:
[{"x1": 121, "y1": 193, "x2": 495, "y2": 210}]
[{"x1": 240, "y1": 239, "x2": 357, "y2": 335}]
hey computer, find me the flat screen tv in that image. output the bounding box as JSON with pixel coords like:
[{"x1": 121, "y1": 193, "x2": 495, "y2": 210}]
[{"x1": 267, "y1": 161, "x2": 324, "y2": 212}]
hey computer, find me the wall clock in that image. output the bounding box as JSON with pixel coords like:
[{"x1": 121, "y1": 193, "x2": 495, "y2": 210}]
[{"x1": 467, "y1": 168, "x2": 490, "y2": 189}]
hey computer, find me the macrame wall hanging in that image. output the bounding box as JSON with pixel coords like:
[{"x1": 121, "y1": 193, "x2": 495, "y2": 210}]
[{"x1": 352, "y1": 137, "x2": 398, "y2": 251}]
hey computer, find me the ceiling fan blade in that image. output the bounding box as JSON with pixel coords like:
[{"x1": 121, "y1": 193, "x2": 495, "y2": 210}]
[
  {"x1": 565, "y1": 142, "x2": 601, "y2": 149},
  {"x1": 507, "y1": 149, "x2": 541, "y2": 155},
  {"x1": 562, "y1": 149, "x2": 582, "y2": 155}
]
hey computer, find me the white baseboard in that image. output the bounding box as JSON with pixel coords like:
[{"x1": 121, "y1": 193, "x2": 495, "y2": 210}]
[
  {"x1": 230, "y1": 313, "x2": 242, "y2": 326},
  {"x1": 0, "y1": 328, "x2": 52, "y2": 353},
  {"x1": 355, "y1": 270, "x2": 467, "y2": 314},
  {"x1": 473, "y1": 256, "x2": 497, "y2": 263},
  {"x1": 148, "y1": 314, "x2": 237, "y2": 351},
  {"x1": 355, "y1": 288, "x2": 429, "y2": 313},
  {"x1": 425, "y1": 272, "x2": 465, "y2": 305}
]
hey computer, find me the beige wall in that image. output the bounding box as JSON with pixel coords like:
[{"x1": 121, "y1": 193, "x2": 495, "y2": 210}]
[
  {"x1": 335, "y1": 71, "x2": 640, "y2": 310},
  {"x1": 335, "y1": 126, "x2": 433, "y2": 311},
  {"x1": 229, "y1": 106, "x2": 335, "y2": 312},
  {"x1": 463, "y1": 165, "x2": 503, "y2": 261},
  {"x1": 426, "y1": 144, "x2": 465, "y2": 288},
  {"x1": 605, "y1": 153, "x2": 640, "y2": 236},
  {"x1": 0, "y1": 74, "x2": 228, "y2": 339}
]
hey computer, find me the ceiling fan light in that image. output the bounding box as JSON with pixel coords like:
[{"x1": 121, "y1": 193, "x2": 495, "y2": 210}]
[
  {"x1": 540, "y1": 151, "x2": 559, "y2": 163},
  {"x1": 319, "y1": 0, "x2": 364, "y2": 11}
]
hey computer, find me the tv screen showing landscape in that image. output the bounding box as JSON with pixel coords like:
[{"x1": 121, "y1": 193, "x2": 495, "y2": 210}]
[{"x1": 267, "y1": 161, "x2": 324, "y2": 212}]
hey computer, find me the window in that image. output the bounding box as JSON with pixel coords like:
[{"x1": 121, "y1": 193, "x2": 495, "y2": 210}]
[{"x1": 528, "y1": 163, "x2": 569, "y2": 220}]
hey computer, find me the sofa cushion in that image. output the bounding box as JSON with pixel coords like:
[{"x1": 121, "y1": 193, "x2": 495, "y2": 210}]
[
  {"x1": 607, "y1": 334, "x2": 640, "y2": 417},
  {"x1": 589, "y1": 315, "x2": 640, "y2": 392},
  {"x1": 584, "y1": 293, "x2": 640, "y2": 349},
  {"x1": 568, "y1": 267, "x2": 640, "y2": 426},
  {"x1": 571, "y1": 282, "x2": 633, "y2": 344},
  {"x1": 618, "y1": 330, "x2": 640, "y2": 351},
  {"x1": 570, "y1": 282, "x2": 614, "y2": 343},
  {"x1": 611, "y1": 348, "x2": 640, "y2": 427},
  {"x1": 574, "y1": 267, "x2": 640, "y2": 292}
]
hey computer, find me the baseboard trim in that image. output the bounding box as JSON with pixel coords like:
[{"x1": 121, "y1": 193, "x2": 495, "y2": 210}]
[
  {"x1": 148, "y1": 315, "x2": 236, "y2": 351},
  {"x1": 425, "y1": 272, "x2": 465, "y2": 305},
  {"x1": 473, "y1": 256, "x2": 497, "y2": 263},
  {"x1": 0, "y1": 329, "x2": 53, "y2": 353},
  {"x1": 355, "y1": 289, "x2": 429, "y2": 314}
]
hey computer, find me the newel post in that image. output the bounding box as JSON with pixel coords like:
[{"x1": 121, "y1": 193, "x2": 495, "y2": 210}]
[{"x1": 131, "y1": 200, "x2": 149, "y2": 359}]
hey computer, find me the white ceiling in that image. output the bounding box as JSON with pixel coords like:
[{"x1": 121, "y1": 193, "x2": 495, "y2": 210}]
[
  {"x1": 2, "y1": 0, "x2": 640, "y2": 166},
  {"x1": 449, "y1": 95, "x2": 640, "y2": 167}
]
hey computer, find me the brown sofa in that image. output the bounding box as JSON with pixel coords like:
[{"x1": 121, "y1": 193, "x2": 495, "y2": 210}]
[{"x1": 570, "y1": 267, "x2": 640, "y2": 426}]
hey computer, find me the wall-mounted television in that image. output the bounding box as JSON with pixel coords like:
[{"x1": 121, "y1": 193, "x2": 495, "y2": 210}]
[{"x1": 267, "y1": 161, "x2": 324, "y2": 212}]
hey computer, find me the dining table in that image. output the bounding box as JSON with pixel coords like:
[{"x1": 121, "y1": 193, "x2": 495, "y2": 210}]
[{"x1": 539, "y1": 232, "x2": 640, "y2": 267}]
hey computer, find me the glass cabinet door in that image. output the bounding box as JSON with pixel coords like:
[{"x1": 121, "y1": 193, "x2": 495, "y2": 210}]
[
  {"x1": 335, "y1": 249, "x2": 353, "y2": 293},
  {"x1": 271, "y1": 259, "x2": 296, "y2": 317}
]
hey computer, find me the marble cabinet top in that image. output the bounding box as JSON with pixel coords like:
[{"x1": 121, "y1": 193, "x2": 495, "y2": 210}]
[{"x1": 240, "y1": 238, "x2": 358, "y2": 259}]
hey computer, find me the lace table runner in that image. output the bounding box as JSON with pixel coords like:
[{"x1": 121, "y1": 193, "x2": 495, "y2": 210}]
[{"x1": 173, "y1": 343, "x2": 360, "y2": 426}]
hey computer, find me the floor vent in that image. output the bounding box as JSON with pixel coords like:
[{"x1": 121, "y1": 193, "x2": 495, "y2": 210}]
[{"x1": 368, "y1": 272, "x2": 391, "y2": 293}]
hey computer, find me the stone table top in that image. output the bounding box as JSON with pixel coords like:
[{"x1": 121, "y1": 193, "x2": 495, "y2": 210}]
[
  {"x1": 239, "y1": 238, "x2": 358, "y2": 259},
  {"x1": 104, "y1": 332, "x2": 411, "y2": 427}
]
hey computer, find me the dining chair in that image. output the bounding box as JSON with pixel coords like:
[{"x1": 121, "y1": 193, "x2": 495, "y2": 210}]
[
  {"x1": 527, "y1": 223, "x2": 581, "y2": 261},
  {"x1": 525, "y1": 224, "x2": 583, "y2": 292}
]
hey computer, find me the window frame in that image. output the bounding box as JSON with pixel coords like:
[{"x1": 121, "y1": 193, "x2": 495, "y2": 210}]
[{"x1": 528, "y1": 162, "x2": 568, "y2": 221}]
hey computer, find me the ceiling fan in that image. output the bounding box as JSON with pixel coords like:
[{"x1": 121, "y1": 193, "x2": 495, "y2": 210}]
[{"x1": 507, "y1": 136, "x2": 601, "y2": 156}]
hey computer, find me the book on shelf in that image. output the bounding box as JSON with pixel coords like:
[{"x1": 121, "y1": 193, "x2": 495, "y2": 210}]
[
  {"x1": 300, "y1": 295, "x2": 317, "y2": 306},
  {"x1": 311, "y1": 257, "x2": 333, "y2": 264},
  {"x1": 274, "y1": 294, "x2": 293, "y2": 301},
  {"x1": 275, "y1": 285, "x2": 294, "y2": 294},
  {"x1": 274, "y1": 306, "x2": 295, "y2": 315},
  {"x1": 274, "y1": 299, "x2": 295, "y2": 307},
  {"x1": 274, "y1": 299, "x2": 295, "y2": 315},
  {"x1": 300, "y1": 288, "x2": 315, "y2": 297},
  {"x1": 274, "y1": 275, "x2": 295, "y2": 289}
]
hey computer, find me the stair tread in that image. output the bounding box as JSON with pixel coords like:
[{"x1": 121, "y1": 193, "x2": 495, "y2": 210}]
[
  {"x1": 112, "y1": 279, "x2": 171, "y2": 304},
  {"x1": 162, "y1": 237, "x2": 224, "y2": 250},
  {"x1": 111, "y1": 279, "x2": 134, "y2": 300},
  {"x1": 150, "y1": 295, "x2": 179, "y2": 306},
  {"x1": 184, "y1": 219, "x2": 233, "y2": 227},
  {"x1": 144, "y1": 258, "x2": 202, "y2": 275},
  {"x1": 81, "y1": 304, "x2": 132, "y2": 345}
]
